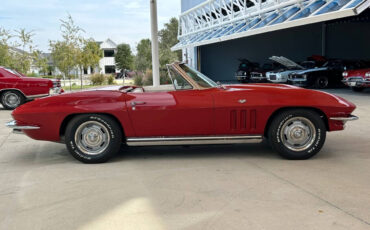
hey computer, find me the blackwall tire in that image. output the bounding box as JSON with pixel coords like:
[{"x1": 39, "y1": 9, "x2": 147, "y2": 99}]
[
  {"x1": 268, "y1": 109, "x2": 326, "y2": 160},
  {"x1": 1, "y1": 91, "x2": 25, "y2": 110},
  {"x1": 65, "y1": 114, "x2": 122, "y2": 163},
  {"x1": 315, "y1": 76, "x2": 329, "y2": 89}
]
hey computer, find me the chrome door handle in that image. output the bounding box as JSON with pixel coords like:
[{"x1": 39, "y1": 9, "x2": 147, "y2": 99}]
[{"x1": 131, "y1": 101, "x2": 146, "y2": 106}]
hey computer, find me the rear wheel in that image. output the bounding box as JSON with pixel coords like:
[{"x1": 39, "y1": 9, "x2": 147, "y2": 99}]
[
  {"x1": 268, "y1": 109, "x2": 326, "y2": 160},
  {"x1": 65, "y1": 114, "x2": 122, "y2": 163},
  {"x1": 1, "y1": 90, "x2": 25, "y2": 110},
  {"x1": 315, "y1": 76, "x2": 329, "y2": 89},
  {"x1": 351, "y1": 87, "x2": 365, "y2": 92}
]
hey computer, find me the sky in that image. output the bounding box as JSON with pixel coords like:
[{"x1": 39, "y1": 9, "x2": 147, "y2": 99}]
[{"x1": 0, "y1": 0, "x2": 181, "y2": 53}]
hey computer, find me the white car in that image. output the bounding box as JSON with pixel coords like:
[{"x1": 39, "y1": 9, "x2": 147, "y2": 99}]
[{"x1": 266, "y1": 56, "x2": 315, "y2": 83}]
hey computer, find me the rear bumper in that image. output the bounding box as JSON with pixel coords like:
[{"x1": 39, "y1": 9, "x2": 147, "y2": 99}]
[{"x1": 6, "y1": 120, "x2": 40, "y2": 134}]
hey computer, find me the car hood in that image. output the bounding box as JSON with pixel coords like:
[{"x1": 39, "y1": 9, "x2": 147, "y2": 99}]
[
  {"x1": 347, "y1": 68, "x2": 370, "y2": 76},
  {"x1": 226, "y1": 83, "x2": 355, "y2": 112},
  {"x1": 269, "y1": 56, "x2": 304, "y2": 69},
  {"x1": 294, "y1": 67, "x2": 328, "y2": 74},
  {"x1": 20, "y1": 77, "x2": 53, "y2": 83}
]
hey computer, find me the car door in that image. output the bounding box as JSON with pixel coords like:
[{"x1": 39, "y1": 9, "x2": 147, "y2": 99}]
[{"x1": 125, "y1": 68, "x2": 214, "y2": 137}]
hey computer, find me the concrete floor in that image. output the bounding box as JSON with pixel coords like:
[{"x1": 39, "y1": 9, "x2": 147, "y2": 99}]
[{"x1": 0, "y1": 88, "x2": 369, "y2": 230}]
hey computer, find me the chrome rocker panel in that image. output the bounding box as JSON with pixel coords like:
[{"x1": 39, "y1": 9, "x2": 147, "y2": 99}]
[{"x1": 126, "y1": 135, "x2": 263, "y2": 146}]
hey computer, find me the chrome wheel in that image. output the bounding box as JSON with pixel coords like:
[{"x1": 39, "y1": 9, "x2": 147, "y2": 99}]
[
  {"x1": 74, "y1": 121, "x2": 111, "y2": 155},
  {"x1": 3, "y1": 92, "x2": 21, "y2": 108},
  {"x1": 280, "y1": 117, "x2": 316, "y2": 152}
]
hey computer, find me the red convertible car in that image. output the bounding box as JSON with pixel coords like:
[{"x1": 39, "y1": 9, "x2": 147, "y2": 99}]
[
  {"x1": 342, "y1": 68, "x2": 370, "y2": 92},
  {"x1": 7, "y1": 63, "x2": 358, "y2": 163},
  {"x1": 0, "y1": 66, "x2": 62, "y2": 109}
]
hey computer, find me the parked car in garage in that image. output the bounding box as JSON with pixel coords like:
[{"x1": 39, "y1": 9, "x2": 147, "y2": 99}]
[
  {"x1": 287, "y1": 60, "x2": 364, "y2": 89},
  {"x1": 7, "y1": 62, "x2": 358, "y2": 163},
  {"x1": 266, "y1": 56, "x2": 316, "y2": 83},
  {"x1": 342, "y1": 68, "x2": 370, "y2": 92},
  {"x1": 235, "y1": 59, "x2": 260, "y2": 83},
  {"x1": 250, "y1": 62, "x2": 283, "y2": 82},
  {"x1": 0, "y1": 66, "x2": 63, "y2": 110}
]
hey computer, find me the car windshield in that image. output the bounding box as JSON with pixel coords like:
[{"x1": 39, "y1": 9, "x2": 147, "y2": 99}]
[
  {"x1": 3, "y1": 68, "x2": 22, "y2": 77},
  {"x1": 179, "y1": 64, "x2": 218, "y2": 88}
]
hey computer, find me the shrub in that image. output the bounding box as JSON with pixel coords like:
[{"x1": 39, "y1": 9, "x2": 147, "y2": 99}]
[
  {"x1": 143, "y1": 69, "x2": 153, "y2": 86},
  {"x1": 134, "y1": 75, "x2": 143, "y2": 86},
  {"x1": 107, "y1": 75, "x2": 115, "y2": 85},
  {"x1": 27, "y1": 72, "x2": 39, "y2": 77},
  {"x1": 90, "y1": 74, "x2": 105, "y2": 85}
]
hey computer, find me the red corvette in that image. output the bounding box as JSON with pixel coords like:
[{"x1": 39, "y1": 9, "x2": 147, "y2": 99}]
[
  {"x1": 342, "y1": 68, "x2": 370, "y2": 92},
  {"x1": 7, "y1": 63, "x2": 358, "y2": 163},
  {"x1": 0, "y1": 66, "x2": 62, "y2": 109}
]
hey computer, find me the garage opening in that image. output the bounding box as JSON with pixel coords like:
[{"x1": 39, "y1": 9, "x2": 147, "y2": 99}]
[{"x1": 200, "y1": 9, "x2": 370, "y2": 82}]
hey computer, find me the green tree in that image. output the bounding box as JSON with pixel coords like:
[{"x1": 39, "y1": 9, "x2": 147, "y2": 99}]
[
  {"x1": 115, "y1": 43, "x2": 134, "y2": 71},
  {"x1": 158, "y1": 17, "x2": 181, "y2": 61},
  {"x1": 135, "y1": 39, "x2": 152, "y2": 72},
  {"x1": 50, "y1": 15, "x2": 84, "y2": 86},
  {"x1": 33, "y1": 50, "x2": 48, "y2": 75},
  {"x1": 0, "y1": 28, "x2": 12, "y2": 67},
  {"x1": 13, "y1": 29, "x2": 35, "y2": 73}
]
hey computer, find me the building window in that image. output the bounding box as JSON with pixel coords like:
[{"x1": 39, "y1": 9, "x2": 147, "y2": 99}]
[
  {"x1": 105, "y1": 66, "x2": 116, "y2": 74},
  {"x1": 104, "y1": 49, "x2": 115, "y2": 57}
]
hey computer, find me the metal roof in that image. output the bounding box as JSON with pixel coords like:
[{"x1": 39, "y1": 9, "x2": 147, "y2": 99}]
[{"x1": 172, "y1": 0, "x2": 370, "y2": 51}]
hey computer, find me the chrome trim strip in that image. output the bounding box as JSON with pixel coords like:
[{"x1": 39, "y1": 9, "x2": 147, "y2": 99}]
[
  {"x1": 26, "y1": 94, "x2": 49, "y2": 99},
  {"x1": 126, "y1": 135, "x2": 263, "y2": 146},
  {"x1": 6, "y1": 120, "x2": 40, "y2": 131},
  {"x1": 330, "y1": 115, "x2": 359, "y2": 121}
]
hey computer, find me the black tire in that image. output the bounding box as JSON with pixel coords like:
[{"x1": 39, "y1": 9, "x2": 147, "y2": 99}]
[
  {"x1": 268, "y1": 109, "x2": 326, "y2": 160},
  {"x1": 1, "y1": 90, "x2": 25, "y2": 110},
  {"x1": 65, "y1": 114, "x2": 123, "y2": 163},
  {"x1": 315, "y1": 76, "x2": 329, "y2": 89},
  {"x1": 351, "y1": 87, "x2": 365, "y2": 92}
]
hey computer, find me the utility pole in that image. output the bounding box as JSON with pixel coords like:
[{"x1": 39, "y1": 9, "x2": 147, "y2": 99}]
[{"x1": 150, "y1": 0, "x2": 160, "y2": 87}]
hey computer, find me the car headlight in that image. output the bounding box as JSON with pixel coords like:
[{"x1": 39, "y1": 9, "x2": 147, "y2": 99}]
[
  {"x1": 342, "y1": 72, "x2": 348, "y2": 77},
  {"x1": 366, "y1": 72, "x2": 370, "y2": 78}
]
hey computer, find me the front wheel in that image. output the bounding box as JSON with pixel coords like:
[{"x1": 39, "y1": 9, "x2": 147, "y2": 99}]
[
  {"x1": 65, "y1": 114, "x2": 123, "y2": 163},
  {"x1": 315, "y1": 76, "x2": 329, "y2": 89},
  {"x1": 268, "y1": 109, "x2": 326, "y2": 160}
]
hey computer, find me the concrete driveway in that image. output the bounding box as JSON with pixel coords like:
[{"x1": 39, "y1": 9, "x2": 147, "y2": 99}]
[{"x1": 0, "y1": 89, "x2": 370, "y2": 230}]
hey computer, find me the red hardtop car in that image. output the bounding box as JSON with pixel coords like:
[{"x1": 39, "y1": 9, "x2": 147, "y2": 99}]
[{"x1": 0, "y1": 66, "x2": 63, "y2": 109}]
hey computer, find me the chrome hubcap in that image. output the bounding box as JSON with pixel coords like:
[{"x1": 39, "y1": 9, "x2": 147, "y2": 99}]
[
  {"x1": 74, "y1": 121, "x2": 110, "y2": 155},
  {"x1": 4, "y1": 93, "x2": 20, "y2": 108},
  {"x1": 280, "y1": 117, "x2": 316, "y2": 152}
]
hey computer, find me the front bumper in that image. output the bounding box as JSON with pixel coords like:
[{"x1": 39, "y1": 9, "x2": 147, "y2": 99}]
[
  {"x1": 342, "y1": 79, "x2": 370, "y2": 88},
  {"x1": 50, "y1": 87, "x2": 63, "y2": 95},
  {"x1": 329, "y1": 115, "x2": 359, "y2": 122},
  {"x1": 6, "y1": 120, "x2": 40, "y2": 134},
  {"x1": 288, "y1": 78, "x2": 308, "y2": 87}
]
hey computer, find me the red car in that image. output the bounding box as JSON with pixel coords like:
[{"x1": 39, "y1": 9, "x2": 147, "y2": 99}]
[
  {"x1": 342, "y1": 68, "x2": 370, "y2": 92},
  {"x1": 7, "y1": 63, "x2": 358, "y2": 163},
  {"x1": 0, "y1": 66, "x2": 62, "y2": 109}
]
